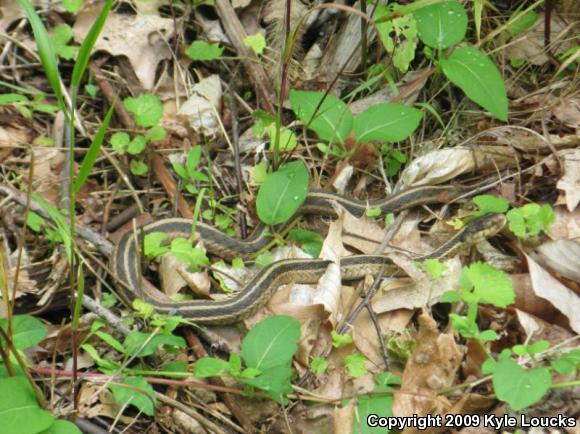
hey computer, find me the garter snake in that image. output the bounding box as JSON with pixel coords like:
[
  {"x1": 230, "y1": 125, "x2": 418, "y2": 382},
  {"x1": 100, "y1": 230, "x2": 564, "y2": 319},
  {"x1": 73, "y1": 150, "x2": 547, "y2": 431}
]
[{"x1": 111, "y1": 187, "x2": 506, "y2": 324}]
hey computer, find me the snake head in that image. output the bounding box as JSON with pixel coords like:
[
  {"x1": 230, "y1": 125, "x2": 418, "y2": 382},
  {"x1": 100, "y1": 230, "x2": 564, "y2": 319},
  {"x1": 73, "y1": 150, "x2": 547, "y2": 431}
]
[{"x1": 462, "y1": 213, "x2": 507, "y2": 245}]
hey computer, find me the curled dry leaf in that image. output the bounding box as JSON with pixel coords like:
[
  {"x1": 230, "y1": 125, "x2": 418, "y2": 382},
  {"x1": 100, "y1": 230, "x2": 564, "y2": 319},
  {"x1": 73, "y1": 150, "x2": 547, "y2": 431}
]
[
  {"x1": 178, "y1": 75, "x2": 223, "y2": 138},
  {"x1": 398, "y1": 145, "x2": 515, "y2": 188},
  {"x1": 525, "y1": 254, "x2": 580, "y2": 333},
  {"x1": 73, "y1": 7, "x2": 175, "y2": 90},
  {"x1": 393, "y1": 311, "x2": 461, "y2": 422},
  {"x1": 159, "y1": 254, "x2": 211, "y2": 297},
  {"x1": 556, "y1": 149, "x2": 580, "y2": 212},
  {"x1": 534, "y1": 239, "x2": 580, "y2": 283},
  {"x1": 313, "y1": 214, "x2": 349, "y2": 325},
  {"x1": 0, "y1": 0, "x2": 25, "y2": 33}
]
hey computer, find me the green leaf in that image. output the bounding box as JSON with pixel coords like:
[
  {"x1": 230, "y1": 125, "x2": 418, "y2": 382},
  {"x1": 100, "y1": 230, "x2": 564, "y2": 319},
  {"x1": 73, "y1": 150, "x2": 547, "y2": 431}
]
[
  {"x1": 459, "y1": 262, "x2": 515, "y2": 308},
  {"x1": 146, "y1": 126, "x2": 166, "y2": 142},
  {"x1": 266, "y1": 125, "x2": 298, "y2": 151},
  {"x1": 473, "y1": 194, "x2": 509, "y2": 215},
  {"x1": 130, "y1": 159, "x2": 148, "y2": 176},
  {"x1": 414, "y1": 1, "x2": 468, "y2": 50},
  {"x1": 354, "y1": 390, "x2": 393, "y2": 434},
  {"x1": 244, "y1": 365, "x2": 293, "y2": 403},
  {"x1": 40, "y1": 419, "x2": 83, "y2": 434},
  {"x1": 507, "y1": 9, "x2": 539, "y2": 37},
  {"x1": 26, "y1": 211, "x2": 45, "y2": 232},
  {"x1": 109, "y1": 377, "x2": 156, "y2": 416},
  {"x1": 94, "y1": 331, "x2": 125, "y2": 353},
  {"x1": 289, "y1": 90, "x2": 353, "y2": 144},
  {"x1": 374, "y1": 11, "x2": 418, "y2": 73},
  {"x1": 256, "y1": 161, "x2": 309, "y2": 225},
  {"x1": 127, "y1": 135, "x2": 147, "y2": 155},
  {"x1": 186, "y1": 146, "x2": 209, "y2": 182},
  {"x1": 0, "y1": 315, "x2": 47, "y2": 350},
  {"x1": 185, "y1": 41, "x2": 224, "y2": 61},
  {"x1": 440, "y1": 46, "x2": 508, "y2": 121},
  {"x1": 74, "y1": 99, "x2": 116, "y2": 193},
  {"x1": 51, "y1": 24, "x2": 78, "y2": 60},
  {"x1": 550, "y1": 349, "x2": 580, "y2": 376},
  {"x1": 110, "y1": 132, "x2": 130, "y2": 154},
  {"x1": 0, "y1": 93, "x2": 29, "y2": 105},
  {"x1": 420, "y1": 259, "x2": 447, "y2": 281},
  {"x1": 0, "y1": 376, "x2": 54, "y2": 434},
  {"x1": 17, "y1": 0, "x2": 65, "y2": 113},
  {"x1": 287, "y1": 228, "x2": 323, "y2": 257},
  {"x1": 72, "y1": 0, "x2": 113, "y2": 88},
  {"x1": 193, "y1": 357, "x2": 230, "y2": 377},
  {"x1": 144, "y1": 232, "x2": 170, "y2": 259},
  {"x1": 344, "y1": 353, "x2": 367, "y2": 378},
  {"x1": 353, "y1": 103, "x2": 423, "y2": 143},
  {"x1": 310, "y1": 356, "x2": 328, "y2": 375},
  {"x1": 492, "y1": 358, "x2": 551, "y2": 411},
  {"x1": 449, "y1": 314, "x2": 480, "y2": 338},
  {"x1": 62, "y1": 0, "x2": 83, "y2": 13},
  {"x1": 507, "y1": 203, "x2": 555, "y2": 238},
  {"x1": 169, "y1": 238, "x2": 209, "y2": 272},
  {"x1": 124, "y1": 332, "x2": 186, "y2": 357},
  {"x1": 124, "y1": 93, "x2": 164, "y2": 128},
  {"x1": 331, "y1": 330, "x2": 353, "y2": 348},
  {"x1": 244, "y1": 34, "x2": 266, "y2": 55},
  {"x1": 242, "y1": 315, "x2": 301, "y2": 371}
]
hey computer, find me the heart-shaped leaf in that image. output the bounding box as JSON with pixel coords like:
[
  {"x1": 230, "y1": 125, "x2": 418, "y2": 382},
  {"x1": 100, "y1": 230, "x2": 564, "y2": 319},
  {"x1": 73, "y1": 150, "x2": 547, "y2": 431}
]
[{"x1": 492, "y1": 358, "x2": 551, "y2": 410}]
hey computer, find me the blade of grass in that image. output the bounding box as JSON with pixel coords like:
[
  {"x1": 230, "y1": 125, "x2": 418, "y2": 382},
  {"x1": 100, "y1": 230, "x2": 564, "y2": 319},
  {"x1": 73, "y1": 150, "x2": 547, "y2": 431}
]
[
  {"x1": 71, "y1": 0, "x2": 113, "y2": 88},
  {"x1": 73, "y1": 98, "x2": 117, "y2": 193},
  {"x1": 17, "y1": 0, "x2": 65, "y2": 113}
]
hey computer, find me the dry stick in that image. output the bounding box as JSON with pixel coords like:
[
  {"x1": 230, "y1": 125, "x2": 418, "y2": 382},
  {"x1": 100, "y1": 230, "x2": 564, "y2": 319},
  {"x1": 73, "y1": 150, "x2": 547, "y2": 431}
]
[{"x1": 214, "y1": 0, "x2": 275, "y2": 114}]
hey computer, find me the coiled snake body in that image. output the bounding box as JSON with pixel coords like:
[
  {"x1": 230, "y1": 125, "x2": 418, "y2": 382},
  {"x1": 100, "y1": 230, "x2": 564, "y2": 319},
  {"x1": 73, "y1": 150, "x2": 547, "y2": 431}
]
[{"x1": 111, "y1": 187, "x2": 505, "y2": 324}]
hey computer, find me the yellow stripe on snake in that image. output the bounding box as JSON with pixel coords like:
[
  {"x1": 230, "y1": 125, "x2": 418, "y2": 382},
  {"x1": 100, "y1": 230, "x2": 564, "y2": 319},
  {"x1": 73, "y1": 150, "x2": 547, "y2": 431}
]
[{"x1": 111, "y1": 186, "x2": 506, "y2": 324}]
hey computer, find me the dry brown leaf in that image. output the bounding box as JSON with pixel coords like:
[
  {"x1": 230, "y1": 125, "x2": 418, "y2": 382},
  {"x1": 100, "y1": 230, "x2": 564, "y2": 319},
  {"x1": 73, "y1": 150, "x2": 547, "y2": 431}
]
[
  {"x1": 334, "y1": 397, "x2": 355, "y2": 434},
  {"x1": 372, "y1": 257, "x2": 462, "y2": 314},
  {"x1": 549, "y1": 206, "x2": 580, "y2": 240},
  {"x1": 353, "y1": 309, "x2": 413, "y2": 368},
  {"x1": 341, "y1": 210, "x2": 385, "y2": 255},
  {"x1": 553, "y1": 98, "x2": 580, "y2": 130},
  {"x1": 398, "y1": 145, "x2": 516, "y2": 187},
  {"x1": 535, "y1": 240, "x2": 580, "y2": 283},
  {"x1": 393, "y1": 311, "x2": 461, "y2": 423},
  {"x1": 0, "y1": 0, "x2": 25, "y2": 32},
  {"x1": 505, "y1": 14, "x2": 578, "y2": 66},
  {"x1": 557, "y1": 149, "x2": 580, "y2": 212},
  {"x1": 73, "y1": 7, "x2": 175, "y2": 90},
  {"x1": 511, "y1": 274, "x2": 570, "y2": 329},
  {"x1": 526, "y1": 254, "x2": 580, "y2": 333},
  {"x1": 178, "y1": 75, "x2": 223, "y2": 138}
]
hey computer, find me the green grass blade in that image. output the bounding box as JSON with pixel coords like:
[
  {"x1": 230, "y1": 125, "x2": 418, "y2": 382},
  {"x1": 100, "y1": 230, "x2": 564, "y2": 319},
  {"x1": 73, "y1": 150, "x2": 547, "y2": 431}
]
[
  {"x1": 71, "y1": 0, "x2": 113, "y2": 88},
  {"x1": 17, "y1": 0, "x2": 65, "y2": 113},
  {"x1": 73, "y1": 98, "x2": 117, "y2": 193}
]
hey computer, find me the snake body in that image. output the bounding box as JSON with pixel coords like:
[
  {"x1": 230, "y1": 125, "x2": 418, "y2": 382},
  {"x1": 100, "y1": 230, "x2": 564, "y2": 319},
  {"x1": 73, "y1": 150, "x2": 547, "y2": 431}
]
[{"x1": 111, "y1": 187, "x2": 505, "y2": 324}]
